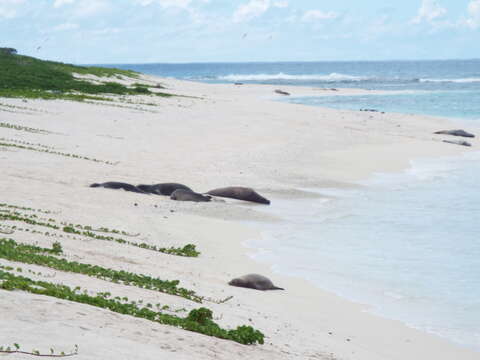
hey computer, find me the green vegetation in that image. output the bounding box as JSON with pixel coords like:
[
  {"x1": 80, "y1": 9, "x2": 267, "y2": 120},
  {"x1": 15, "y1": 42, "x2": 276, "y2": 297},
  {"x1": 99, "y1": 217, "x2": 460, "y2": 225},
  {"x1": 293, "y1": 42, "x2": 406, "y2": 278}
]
[
  {"x1": 0, "y1": 47, "x2": 17, "y2": 55},
  {"x1": 0, "y1": 270, "x2": 265, "y2": 345},
  {"x1": 0, "y1": 238, "x2": 201, "y2": 302},
  {"x1": 62, "y1": 225, "x2": 200, "y2": 257},
  {"x1": 0, "y1": 138, "x2": 116, "y2": 165},
  {"x1": 0, "y1": 204, "x2": 200, "y2": 257},
  {"x1": 0, "y1": 121, "x2": 50, "y2": 134},
  {"x1": 0, "y1": 202, "x2": 263, "y2": 346},
  {"x1": 0, "y1": 51, "x2": 172, "y2": 101},
  {"x1": 0, "y1": 202, "x2": 54, "y2": 214},
  {"x1": 0, "y1": 343, "x2": 78, "y2": 357}
]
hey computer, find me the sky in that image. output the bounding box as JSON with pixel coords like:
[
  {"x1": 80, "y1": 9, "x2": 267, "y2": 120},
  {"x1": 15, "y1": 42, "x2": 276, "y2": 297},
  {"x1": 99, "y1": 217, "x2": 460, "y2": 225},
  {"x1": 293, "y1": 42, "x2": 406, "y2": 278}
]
[{"x1": 1, "y1": 0, "x2": 479, "y2": 64}]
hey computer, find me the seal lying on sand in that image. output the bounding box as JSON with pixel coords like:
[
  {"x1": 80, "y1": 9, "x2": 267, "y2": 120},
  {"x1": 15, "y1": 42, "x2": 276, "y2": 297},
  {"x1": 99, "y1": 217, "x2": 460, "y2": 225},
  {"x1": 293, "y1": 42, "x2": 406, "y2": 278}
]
[
  {"x1": 170, "y1": 189, "x2": 211, "y2": 202},
  {"x1": 90, "y1": 182, "x2": 146, "y2": 193},
  {"x1": 206, "y1": 187, "x2": 270, "y2": 205},
  {"x1": 274, "y1": 89, "x2": 290, "y2": 96},
  {"x1": 443, "y1": 140, "x2": 472, "y2": 147},
  {"x1": 434, "y1": 129, "x2": 475, "y2": 138},
  {"x1": 229, "y1": 274, "x2": 284, "y2": 291},
  {"x1": 137, "y1": 183, "x2": 192, "y2": 196}
]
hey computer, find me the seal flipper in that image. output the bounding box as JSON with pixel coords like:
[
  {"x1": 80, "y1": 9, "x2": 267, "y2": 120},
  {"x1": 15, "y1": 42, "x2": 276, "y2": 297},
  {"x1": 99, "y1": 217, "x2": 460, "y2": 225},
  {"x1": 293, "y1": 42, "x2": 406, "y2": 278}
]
[{"x1": 272, "y1": 286, "x2": 285, "y2": 291}]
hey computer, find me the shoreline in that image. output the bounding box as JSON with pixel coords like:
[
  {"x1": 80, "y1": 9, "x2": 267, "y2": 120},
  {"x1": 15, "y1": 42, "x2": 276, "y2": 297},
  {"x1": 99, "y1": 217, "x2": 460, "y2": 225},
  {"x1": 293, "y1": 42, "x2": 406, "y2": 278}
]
[
  {"x1": 1, "y1": 74, "x2": 479, "y2": 359},
  {"x1": 244, "y1": 149, "x2": 480, "y2": 353}
]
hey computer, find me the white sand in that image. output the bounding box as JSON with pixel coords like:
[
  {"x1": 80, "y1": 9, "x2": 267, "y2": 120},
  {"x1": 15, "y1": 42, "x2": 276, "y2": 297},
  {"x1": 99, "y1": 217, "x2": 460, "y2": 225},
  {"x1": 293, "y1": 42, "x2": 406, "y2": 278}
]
[{"x1": 0, "y1": 76, "x2": 479, "y2": 359}]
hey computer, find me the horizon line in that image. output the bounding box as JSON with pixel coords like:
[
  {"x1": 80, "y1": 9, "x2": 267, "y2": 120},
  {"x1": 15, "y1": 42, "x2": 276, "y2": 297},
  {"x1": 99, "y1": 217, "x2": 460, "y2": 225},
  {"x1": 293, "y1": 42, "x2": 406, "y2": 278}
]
[{"x1": 82, "y1": 58, "x2": 480, "y2": 66}]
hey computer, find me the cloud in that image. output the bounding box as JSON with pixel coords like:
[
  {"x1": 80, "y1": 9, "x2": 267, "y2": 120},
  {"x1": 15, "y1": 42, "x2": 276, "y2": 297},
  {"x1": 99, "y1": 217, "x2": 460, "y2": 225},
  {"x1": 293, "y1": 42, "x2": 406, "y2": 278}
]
[
  {"x1": 53, "y1": 0, "x2": 75, "y2": 8},
  {"x1": 53, "y1": 22, "x2": 79, "y2": 31},
  {"x1": 412, "y1": 0, "x2": 447, "y2": 24},
  {"x1": 135, "y1": 0, "x2": 192, "y2": 8},
  {"x1": 233, "y1": 0, "x2": 270, "y2": 23},
  {"x1": 302, "y1": 9, "x2": 339, "y2": 22},
  {"x1": 273, "y1": 1, "x2": 288, "y2": 8},
  {"x1": 71, "y1": 0, "x2": 110, "y2": 17},
  {"x1": 232, "y1": 0, "x2": 287, "y2": 23},
  {"x1": 0, "y1": 0, "x2": 25, "y2": 19},
  {"x1": 465, "y1": 0, "x2": 480, "y2": 29}
]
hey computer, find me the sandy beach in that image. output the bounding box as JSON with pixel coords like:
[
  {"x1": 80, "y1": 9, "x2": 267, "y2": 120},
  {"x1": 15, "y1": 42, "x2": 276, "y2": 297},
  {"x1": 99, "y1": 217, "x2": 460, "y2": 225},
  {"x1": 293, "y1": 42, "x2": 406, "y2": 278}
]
[{"x1": 1, "y1": 74, "x2": 479, "y2": 360}]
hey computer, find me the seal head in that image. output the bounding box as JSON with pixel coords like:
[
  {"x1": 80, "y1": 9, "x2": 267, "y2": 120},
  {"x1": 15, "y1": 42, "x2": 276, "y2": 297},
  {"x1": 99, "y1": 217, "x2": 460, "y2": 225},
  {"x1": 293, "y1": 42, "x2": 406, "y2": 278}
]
[{"x1": 90, "y1": 182, "x2": 147, "y2": 194}]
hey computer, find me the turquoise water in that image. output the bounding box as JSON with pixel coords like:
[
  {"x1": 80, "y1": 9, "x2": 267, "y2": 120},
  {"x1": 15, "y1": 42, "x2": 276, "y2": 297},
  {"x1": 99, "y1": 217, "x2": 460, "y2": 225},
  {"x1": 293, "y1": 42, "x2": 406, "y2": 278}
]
[
  {"x1": 285, "y1": 91, "x2": 480, "y2": 122},
  {"x1": 111, "y1": 60, "x2": 480, "y2": 351}
]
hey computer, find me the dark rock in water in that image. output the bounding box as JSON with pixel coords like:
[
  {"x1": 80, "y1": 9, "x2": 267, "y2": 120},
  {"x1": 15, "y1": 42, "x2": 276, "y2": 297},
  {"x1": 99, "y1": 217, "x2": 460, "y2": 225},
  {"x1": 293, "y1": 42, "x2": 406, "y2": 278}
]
[
  {"x1": 90, "y1": 182, "x2": 147, "y2": 193},
  {"x1": 234, "y1": 82, "x2": 244, "y2": 85},
  {"x1": 443, "y1": 140, "x2": 472, "y2": 147},
  {"x1": 170, "y1": 189, "x2": 211, "y2": 202},
  {"x1": 275, "y1": 89, "x2": 290, "y2": 96},
  {"x1": 137, "y1": 183, "x2": 192, "y2": 196},
  {"x1": 206, "y1": 186, "x2": 270, "y2": 205},
  {"x1": 229, "y1": 274, "x2": 284, "y2": 291},
  {"x1": 434, "y1": 129, "x2": 475, "y2": 138},
  {"x1": 360, "y1": 109, "x2": 379, "y2": 112}
]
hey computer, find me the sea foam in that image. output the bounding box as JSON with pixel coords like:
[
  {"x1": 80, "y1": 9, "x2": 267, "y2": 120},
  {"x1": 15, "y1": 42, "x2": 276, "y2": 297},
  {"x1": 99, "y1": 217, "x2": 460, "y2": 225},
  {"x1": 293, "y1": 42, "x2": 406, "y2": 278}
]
[
  {"x1": 420, "y1": 77, "x2": 480, "y2": 83},
  {"x1": 216, "y1": 72, "x2": 368, "y2": 82}
]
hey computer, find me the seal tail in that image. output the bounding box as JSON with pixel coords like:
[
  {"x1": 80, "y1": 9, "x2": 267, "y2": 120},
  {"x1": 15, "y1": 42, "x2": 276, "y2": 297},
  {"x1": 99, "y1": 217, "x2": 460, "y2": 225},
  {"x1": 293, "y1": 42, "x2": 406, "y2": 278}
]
[
  {"x1": 90, "y1": 183, "x2": 101, "y2": 188},
  {"x1": 272, "y1": 286, "x2": 285, "y2": 291}
]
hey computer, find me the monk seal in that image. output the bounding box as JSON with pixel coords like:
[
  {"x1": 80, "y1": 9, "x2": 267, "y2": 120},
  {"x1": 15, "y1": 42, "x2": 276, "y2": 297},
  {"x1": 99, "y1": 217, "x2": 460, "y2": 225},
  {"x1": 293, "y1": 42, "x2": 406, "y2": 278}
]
[
  {"x1": 434, "y1": 129, "x2": 475, "y2": 138},
  {"x1": 443, "y1": 140, "x2": 472, "y2": 147},
  {"x1": 274, "y1": 89, "x2": 290, "y2": 96},
  {"x1": 137, "y1": 183, "x2": 193, "y2": 196},
  {"x1": 228, "y1": 274, "x2": 284, "y2": 291},
  {"x1": 90, "y1": 182, "x2": 146, "y2": 194},
  {"x1": 170, "y1": 189, "x2": 211, "y2": 202},
  {"x1": 206, "y1": 187, "x2": 270, "y2": 205}
]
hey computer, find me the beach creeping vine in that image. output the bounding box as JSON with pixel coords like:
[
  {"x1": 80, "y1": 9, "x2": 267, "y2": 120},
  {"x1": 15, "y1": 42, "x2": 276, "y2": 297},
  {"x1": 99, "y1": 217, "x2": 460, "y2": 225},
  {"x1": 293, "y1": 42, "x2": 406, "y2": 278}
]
[
  {"x1": 0, "y1": 205, "x2": 200, "y2": 257},
  {"x1": 0, "y1": 271, "x2": 265, "y2": 345},
  {"x1": 0, "y1": 238, "x2": 202, "y2": 302},
  {"x1": 0, "y1": 344, "x2": 78, "y2": 357}
]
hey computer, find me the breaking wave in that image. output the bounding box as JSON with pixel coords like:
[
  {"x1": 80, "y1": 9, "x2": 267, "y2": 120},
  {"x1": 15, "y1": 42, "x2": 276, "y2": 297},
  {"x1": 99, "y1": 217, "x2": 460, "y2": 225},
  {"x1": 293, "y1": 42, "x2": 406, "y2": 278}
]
[
  {"x1": 420, "y1": 77, "x2": 480, "y2": 83},
  {"x1": 213, "y1": 72, "x2": 369, "y2": 82}
]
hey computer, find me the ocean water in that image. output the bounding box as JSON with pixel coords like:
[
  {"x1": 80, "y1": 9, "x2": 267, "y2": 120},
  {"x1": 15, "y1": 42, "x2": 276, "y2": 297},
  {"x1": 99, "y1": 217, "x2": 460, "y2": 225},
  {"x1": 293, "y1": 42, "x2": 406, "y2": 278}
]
[
  {"x1": 115, "y1": 59, "x2": 480, "y2": 120},
  {"x1": 248, "y1": 153, "x2": 480, "y2": 351},
  {"x1": 112, "y1": 60, "x2": 480, "y2": 350}
]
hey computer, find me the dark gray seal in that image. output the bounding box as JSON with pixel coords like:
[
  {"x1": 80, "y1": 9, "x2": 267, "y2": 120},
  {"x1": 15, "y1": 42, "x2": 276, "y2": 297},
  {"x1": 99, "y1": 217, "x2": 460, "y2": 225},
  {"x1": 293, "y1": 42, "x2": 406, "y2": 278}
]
[
  {"x1": 170, "y1": 189, "x2": 211, "y2": 202},
  {"x1": 90, "y1": 182, "x2": 146, "y2": 193},
  {"x1": 137, "y1": 183, "x2": 192, "y2": 196},
  {"x1": 434, "y1": 129, "x2": 475, "y2": 138},
  {"x1": 228, "y1": 274, "x2": 284, "y2": 291},
  {"x1": 206, "y1": 187, "x2": 270, "y2": 205},
  {"x1": 443, "y1": 140, "x2": 472, "y2": 147},
  {"x1": 274, "y1": 89, "x2": 290, "y2": 96}
]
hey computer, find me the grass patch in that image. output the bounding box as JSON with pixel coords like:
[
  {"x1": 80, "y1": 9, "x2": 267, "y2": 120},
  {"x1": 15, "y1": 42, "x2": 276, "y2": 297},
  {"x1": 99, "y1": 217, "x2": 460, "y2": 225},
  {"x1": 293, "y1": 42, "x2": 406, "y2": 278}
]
[
  {"x1": 0, "y1": 52, "x2": 172, "y2": 101},
  {"x1": 0, "y1": 89, "x2": 113, "y2": 102}
]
